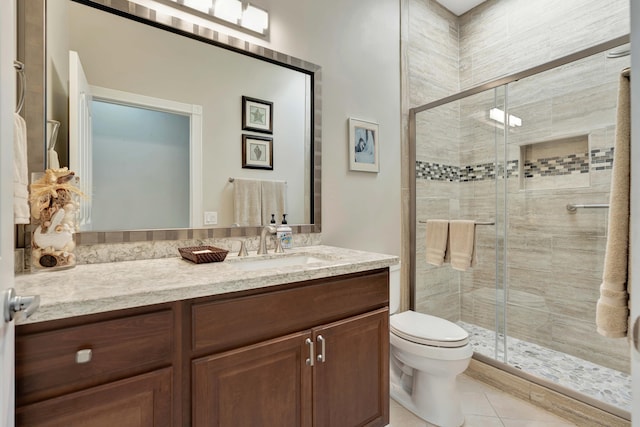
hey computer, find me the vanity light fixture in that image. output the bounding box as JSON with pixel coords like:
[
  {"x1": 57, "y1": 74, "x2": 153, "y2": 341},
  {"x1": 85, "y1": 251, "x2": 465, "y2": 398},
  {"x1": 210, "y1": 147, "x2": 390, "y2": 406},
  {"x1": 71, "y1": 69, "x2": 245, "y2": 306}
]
[
  {"x1": 213, "y1": 0, "x2": 242, "y2": 24},
  {"x1": 161, "y1": 0, "x2": 269, "y2": 36},
  {"x1": 489, "y1": 107, "x2": 522, "y2": 127},
  {"x1": 182, "y1": 0, "x2": 212, "y2": 13}
]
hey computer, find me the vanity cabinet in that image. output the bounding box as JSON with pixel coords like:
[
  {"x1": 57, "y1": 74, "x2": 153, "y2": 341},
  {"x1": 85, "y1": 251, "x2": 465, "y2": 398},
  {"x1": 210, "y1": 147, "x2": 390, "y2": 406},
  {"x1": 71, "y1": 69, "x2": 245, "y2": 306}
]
[
  {"x1": 189, "y1": 268, "x2": 390, "y2": 427},
  {"x1": 15, "y1": 268, "x2": 390, "y2": 427},
  {"x1": 15, "y1": 305, "x2": 177, "y2": 427}
]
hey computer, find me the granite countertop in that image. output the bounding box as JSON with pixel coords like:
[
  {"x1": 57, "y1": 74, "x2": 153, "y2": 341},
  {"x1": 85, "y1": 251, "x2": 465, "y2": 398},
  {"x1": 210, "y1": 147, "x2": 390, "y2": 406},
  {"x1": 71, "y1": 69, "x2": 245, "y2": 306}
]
[{"x1": 14, "y1": 245, "x2": 399, "y2": 325}]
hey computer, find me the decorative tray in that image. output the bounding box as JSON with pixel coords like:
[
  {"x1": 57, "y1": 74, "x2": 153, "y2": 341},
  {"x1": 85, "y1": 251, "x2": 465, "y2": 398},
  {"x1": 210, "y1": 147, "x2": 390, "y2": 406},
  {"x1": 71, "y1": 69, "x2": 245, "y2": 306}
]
[{"x1": 178, "y1": 246, "x2": 229, "y2": 264}]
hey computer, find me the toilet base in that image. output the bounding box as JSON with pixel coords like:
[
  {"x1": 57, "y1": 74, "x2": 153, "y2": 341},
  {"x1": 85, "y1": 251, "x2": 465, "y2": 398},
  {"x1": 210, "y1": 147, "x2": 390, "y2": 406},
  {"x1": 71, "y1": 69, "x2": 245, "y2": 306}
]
[{"x1": 390, "y1": 368, "x2": 465, "y2": 427}]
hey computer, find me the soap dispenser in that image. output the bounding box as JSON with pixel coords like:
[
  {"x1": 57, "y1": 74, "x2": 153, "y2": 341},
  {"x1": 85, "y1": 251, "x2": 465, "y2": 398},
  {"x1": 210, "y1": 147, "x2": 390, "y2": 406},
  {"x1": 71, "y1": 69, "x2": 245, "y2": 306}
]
[{"x1": 277, "y1": 214, "x2": 293, "y2": 249}]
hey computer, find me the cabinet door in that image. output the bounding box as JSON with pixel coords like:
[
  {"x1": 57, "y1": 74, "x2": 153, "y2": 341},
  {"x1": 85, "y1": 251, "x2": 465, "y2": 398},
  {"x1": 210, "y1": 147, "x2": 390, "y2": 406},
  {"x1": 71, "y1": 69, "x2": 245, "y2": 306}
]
[
  {"x1": 193, "y1": 331, "x2": 312, "y2": 427},
  {"x1": 16, "y1": 368, "x2": 172, "y2": 427},
  {"x1": 312, "y1": 308, "x2": 389, "y2": 427}
]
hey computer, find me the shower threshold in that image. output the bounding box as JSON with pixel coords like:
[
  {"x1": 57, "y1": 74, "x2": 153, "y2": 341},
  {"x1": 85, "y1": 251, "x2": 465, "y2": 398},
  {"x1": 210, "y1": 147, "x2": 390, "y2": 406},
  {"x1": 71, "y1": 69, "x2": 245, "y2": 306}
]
[{"x1": 458, "y1": 321, "x2": 631, "y2": 414}]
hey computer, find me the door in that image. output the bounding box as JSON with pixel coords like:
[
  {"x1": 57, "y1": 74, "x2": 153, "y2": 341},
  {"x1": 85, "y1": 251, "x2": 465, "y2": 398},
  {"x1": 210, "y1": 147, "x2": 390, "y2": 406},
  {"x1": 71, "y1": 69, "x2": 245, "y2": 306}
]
[
  {"x1": 192, "y1": 331, "x2": 312, "y2": 427},
  {"x1": 1, "y1": 0, "x2": 17, "y2": 425},
  {"x1": 312, "y1": 309, "x2": 389, "y2": 427},
  {"x1": 16, "y1": 368, "x2": 172, "y2": 427},
  {"x1": 68, "y1": 50, "x2": 93, "y2": 229}
]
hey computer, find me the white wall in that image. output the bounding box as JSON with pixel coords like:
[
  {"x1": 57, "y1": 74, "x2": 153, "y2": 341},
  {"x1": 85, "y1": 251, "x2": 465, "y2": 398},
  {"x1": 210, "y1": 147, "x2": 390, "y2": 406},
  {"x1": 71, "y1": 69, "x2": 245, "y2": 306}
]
[{"x1": 265, "y1": 0, "x2": 403, "y2": 256}]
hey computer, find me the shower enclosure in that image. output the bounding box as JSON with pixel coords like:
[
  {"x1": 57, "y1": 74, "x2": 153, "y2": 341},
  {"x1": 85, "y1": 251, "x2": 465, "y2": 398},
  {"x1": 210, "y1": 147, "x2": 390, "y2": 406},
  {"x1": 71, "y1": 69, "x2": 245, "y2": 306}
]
[{"x1": 410, "y1": 35, "x2": 631, "y2": 418}]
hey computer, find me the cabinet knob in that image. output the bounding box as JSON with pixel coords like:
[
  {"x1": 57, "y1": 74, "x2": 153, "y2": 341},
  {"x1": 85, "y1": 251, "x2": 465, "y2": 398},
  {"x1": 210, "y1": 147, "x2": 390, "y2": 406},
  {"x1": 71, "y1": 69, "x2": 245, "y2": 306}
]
[{"x1": 75, "y1": 348, "x2": 93, "y2": 364}]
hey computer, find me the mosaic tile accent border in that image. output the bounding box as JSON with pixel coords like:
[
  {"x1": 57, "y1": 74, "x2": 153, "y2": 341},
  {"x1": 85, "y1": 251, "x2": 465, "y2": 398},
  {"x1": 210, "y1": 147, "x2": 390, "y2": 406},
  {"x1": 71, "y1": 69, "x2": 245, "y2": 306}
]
[
  {"x1": 415, "y1": 160, "x2": 459, "y2": 181},
  {"x1": 591, "y1": 147, "x2": 614, "y2": 170},
  {"x1": 417, "y1": 160, "x2": 518, "y2": 182},
  {"x1": 417, "y1": 150, "x2": 614, "y2": 183},
  {"x1": 459, "y1": 321, "x2": 631, "y2": 412},
  {"x1": 523, "y1": 153, "x2": 590, "y2": 178}
]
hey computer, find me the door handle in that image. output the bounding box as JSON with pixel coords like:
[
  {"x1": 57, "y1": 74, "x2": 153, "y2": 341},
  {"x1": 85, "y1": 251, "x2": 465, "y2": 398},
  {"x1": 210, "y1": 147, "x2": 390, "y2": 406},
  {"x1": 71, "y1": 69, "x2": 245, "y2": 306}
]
[
  {"x1": 633, "y1": 316, "x2": 640, "y2": 353},
  {"x1": 305, "y1": 338, "x2": 314, "y2": 366},
  {"x1": 316, "y1": 335, "x2": 326, "y2": 363},
  {"x1": 4, "y1": 288, "x2": 40, "y2": 322}
]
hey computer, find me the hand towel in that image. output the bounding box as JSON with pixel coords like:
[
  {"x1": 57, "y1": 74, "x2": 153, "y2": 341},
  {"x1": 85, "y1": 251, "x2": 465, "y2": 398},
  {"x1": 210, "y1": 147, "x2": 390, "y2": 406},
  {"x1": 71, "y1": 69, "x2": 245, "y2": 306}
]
[
  {"x1": 449, "y1": 220, "x2": 477, "y2": 271},
  {"x1": 425, "y1": 220, "x2": 449, "y2": 266},
  {"x1": 596, "y1": 69, "x2": 630, "y2": 338},
  {"x1": 48, "y1": 148, "x2": 60, "y2": 169},
  {"x1": 13, "y1": 113, "x2": 29, "y2": 224},
  {"x1": 261, "y1": 180, "x2": 287, "y2": 226},
  {"x1": 232, "y1": 178, "x2": 262, "y2": 226}
]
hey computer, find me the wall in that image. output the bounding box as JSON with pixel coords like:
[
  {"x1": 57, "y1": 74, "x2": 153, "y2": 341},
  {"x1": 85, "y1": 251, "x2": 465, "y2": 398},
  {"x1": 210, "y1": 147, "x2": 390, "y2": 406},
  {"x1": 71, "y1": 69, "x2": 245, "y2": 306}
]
[
  {"x1": 407, "y1": 0, "x2": 630, "y2": 372},
  {"x1": 266, "y1": 0, "x2": 402, "y2": 256}
]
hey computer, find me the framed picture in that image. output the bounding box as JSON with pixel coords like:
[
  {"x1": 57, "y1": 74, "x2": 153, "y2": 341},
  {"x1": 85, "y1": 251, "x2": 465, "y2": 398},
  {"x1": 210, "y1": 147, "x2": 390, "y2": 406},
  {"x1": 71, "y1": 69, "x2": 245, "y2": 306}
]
[
  {"x1": 348, "y1": 118, "x2": 379, "y2": 172},
  {"x1": 242, "y1": 96, "x2": 273, "y2": 134},
  {"x1": 242, "y1": 134, "x2": 273, "y2": 170}
]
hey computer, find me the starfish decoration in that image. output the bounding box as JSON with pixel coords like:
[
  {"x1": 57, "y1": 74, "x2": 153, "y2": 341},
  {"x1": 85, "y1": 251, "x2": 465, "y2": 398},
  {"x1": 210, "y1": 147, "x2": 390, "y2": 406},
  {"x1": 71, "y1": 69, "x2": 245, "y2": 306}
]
[{"x1": 250, "y1": 107, "x2": 266, "y2": 125}]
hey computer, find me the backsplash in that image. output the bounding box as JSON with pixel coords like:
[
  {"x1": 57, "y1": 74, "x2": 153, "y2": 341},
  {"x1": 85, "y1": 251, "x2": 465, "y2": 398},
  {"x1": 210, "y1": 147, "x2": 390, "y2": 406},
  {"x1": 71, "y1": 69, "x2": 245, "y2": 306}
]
[{"x1": 16, "y1": 232, "x2": 322, "y2": 271}]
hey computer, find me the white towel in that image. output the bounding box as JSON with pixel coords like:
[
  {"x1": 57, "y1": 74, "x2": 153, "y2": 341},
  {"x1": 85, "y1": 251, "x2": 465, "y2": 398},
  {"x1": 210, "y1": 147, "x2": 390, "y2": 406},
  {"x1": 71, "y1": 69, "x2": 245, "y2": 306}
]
[
  {"x1": 14, "y1": 113, "x2": 29, "y2": 224},
  {"x1": 425, "y1": 220, "x2": 449, "y2": 266},
  {"x1": 232, "y1": 178, "x2": 262, "y2": 226},
  {"x1": 261, "y1": 180, "x2": 286, "y2": 226},
  {"x1": 48, "y1": 148, "x2": 60, "y2": 169},
  {"x1": 449, "y1": 220, "x2": 477, "y2": 271}
]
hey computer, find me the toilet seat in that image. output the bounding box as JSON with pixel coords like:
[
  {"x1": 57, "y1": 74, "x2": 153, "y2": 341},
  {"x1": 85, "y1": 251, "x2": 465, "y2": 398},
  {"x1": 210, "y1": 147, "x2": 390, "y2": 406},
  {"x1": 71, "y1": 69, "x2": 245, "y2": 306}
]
[{"x1": 390, "y1": 311, "x2": 469, "y2": 348}]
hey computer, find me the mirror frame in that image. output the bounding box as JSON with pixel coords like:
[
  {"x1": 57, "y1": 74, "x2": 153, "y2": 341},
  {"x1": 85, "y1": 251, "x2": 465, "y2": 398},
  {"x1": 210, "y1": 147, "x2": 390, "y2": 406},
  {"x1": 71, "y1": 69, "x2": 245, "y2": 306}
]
[{"x1": 23, "y1": 0, "x2": 321, "y2": 246}]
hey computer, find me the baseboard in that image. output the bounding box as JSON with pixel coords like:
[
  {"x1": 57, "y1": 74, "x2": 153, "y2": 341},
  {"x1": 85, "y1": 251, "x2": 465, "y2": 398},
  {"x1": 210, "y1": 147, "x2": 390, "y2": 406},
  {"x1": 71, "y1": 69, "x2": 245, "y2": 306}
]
[{"x1": 466, "y1": 357, "x2": 630, "y2": 427}]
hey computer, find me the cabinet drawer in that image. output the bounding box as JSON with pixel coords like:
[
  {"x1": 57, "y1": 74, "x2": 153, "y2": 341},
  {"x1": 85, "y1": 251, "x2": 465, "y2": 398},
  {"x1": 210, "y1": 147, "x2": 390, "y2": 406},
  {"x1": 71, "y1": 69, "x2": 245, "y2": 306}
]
[
  {"x1": 192, "y1": 269, "x2": 388, "y2": 354},
  {"x1": 16, "y1": 309, "x2": 173, "y2": 405}
]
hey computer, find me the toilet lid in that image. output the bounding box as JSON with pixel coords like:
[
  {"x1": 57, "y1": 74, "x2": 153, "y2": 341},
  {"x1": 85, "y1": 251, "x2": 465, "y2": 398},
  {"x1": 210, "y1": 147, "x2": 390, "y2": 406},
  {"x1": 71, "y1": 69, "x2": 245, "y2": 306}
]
[{"x1": 390, "y1": 311, "x2": 469, "y2": 348}]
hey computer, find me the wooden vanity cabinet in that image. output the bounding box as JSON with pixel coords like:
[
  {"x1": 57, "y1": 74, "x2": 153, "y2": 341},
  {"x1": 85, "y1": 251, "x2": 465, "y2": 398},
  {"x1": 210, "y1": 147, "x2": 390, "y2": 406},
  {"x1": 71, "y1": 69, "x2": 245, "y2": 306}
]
[
  {"x1": 15, "y1": 304, "x2": 178, "y2": 427},
  {"x1": 15, "y1": 268, "x2": 390, "y2": 427},
  {"x1": 189, "y1": 268, "x2": 390, "y2": 427}
]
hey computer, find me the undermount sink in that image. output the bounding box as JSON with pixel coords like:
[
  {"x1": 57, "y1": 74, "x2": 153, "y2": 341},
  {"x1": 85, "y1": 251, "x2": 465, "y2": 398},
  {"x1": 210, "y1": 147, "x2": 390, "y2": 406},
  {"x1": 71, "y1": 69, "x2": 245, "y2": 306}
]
[{"x1": 231, "y1": 254, "x2": 329, "y2": 271}]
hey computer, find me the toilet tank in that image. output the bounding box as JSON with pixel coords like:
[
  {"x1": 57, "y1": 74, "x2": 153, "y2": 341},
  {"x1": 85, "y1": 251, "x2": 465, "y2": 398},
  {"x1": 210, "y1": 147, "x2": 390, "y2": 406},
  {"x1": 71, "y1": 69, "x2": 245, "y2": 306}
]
[{"x1": 389, "y1": 263, "x2": 401, "y2": 314}]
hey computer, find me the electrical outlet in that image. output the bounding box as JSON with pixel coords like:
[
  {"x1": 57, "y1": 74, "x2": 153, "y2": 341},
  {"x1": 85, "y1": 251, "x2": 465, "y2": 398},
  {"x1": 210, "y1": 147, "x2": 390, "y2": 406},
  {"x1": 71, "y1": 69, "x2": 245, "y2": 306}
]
[{"x1": 204, "y1": 211, "x2": 218, "y2": 225}]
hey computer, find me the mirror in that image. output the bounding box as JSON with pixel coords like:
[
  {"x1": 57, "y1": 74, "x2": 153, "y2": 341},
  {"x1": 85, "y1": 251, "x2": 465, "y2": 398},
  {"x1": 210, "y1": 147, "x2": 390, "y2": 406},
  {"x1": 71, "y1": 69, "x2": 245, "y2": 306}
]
[{"x1": 39, "y1": 0, "x2": 321, "y2": 239}]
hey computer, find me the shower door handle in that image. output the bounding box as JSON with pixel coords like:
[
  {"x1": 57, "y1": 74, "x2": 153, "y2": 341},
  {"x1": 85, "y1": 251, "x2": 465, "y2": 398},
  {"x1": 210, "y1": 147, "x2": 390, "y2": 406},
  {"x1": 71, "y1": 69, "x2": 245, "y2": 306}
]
[{"x1": 633, "y1": 316, "x2": 640, "y2": 353}]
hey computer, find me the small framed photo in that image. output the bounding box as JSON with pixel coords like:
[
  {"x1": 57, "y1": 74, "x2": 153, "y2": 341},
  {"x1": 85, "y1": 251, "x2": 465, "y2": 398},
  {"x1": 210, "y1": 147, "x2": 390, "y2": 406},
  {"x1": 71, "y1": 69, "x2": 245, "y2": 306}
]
[
  {"x1": 242, "y1": 96, "x2": 273, "y2": 134},
  {"x1": 348, "y1": 118, "x2": 379, "y2": 172},
  {"x1": 242, "y1": 134, "x2": 273, "y2": 170}
]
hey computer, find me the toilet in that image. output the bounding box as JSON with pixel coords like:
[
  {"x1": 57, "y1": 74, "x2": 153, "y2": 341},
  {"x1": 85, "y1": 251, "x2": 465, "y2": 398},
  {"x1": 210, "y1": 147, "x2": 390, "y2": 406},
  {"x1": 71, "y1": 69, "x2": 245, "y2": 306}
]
[{"x1": 388, "y1": 264, "x2": 472, "y2": 427}]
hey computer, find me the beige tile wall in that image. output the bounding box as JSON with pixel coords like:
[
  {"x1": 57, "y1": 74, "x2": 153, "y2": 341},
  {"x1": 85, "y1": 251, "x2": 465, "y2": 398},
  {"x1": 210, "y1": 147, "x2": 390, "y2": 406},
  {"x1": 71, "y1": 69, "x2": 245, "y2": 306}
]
[{"x1": 409, "y1": 0, "x2": 630, "y2": 373}]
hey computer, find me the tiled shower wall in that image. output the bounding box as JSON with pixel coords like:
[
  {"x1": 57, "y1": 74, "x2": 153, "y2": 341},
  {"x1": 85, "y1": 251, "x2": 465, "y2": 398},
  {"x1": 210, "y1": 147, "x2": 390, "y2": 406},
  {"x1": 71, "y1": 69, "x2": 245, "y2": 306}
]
[{"x1": 410, "y1": 0, "x2": 630, "y2": 373}]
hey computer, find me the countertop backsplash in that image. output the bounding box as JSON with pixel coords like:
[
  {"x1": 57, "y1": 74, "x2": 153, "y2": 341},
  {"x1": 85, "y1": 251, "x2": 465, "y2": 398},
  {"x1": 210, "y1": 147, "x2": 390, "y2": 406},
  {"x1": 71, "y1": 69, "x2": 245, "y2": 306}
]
[{"x1": 17, "y1": 232, "x2": 321, "y2": 272}]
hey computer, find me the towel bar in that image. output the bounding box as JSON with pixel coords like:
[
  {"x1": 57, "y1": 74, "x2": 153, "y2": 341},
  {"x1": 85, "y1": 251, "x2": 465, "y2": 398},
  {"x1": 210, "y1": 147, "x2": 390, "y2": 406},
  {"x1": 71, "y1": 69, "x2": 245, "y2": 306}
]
[
  {"x1": 566, "y1": 203, "x2": 609, "y2": 212},
  {"x1": 419, "y1": 220, "x2": 495, "y2": 225}
]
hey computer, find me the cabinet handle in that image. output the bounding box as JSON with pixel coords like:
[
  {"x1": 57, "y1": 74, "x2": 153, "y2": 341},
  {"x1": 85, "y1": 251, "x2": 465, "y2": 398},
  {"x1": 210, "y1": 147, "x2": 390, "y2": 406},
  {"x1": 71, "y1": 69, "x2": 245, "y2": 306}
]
[
  {"x1": 316, "y1": 335, "x2": 326, "y2": 363},
  {"x1": 305, "y1": 338, "x2": 314, "y2": 366},
  {"x1": 75, "y1": 348, "x2": 93, "y2": 364}
]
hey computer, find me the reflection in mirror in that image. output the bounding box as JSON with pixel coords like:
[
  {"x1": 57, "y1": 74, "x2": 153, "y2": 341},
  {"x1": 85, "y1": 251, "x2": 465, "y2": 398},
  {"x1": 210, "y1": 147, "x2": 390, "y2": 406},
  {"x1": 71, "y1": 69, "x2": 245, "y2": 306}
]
[{"x1": 42, "y1": 0, "x2": 321, "y2": 238}]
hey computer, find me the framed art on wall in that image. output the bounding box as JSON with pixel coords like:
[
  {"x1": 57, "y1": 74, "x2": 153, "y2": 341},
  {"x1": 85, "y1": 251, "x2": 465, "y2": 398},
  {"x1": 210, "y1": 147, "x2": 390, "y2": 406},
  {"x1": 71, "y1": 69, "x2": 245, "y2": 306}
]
[
  {"x1": 242, "y1": 96, "x2": 273, "y2": 133},
  {"x1": 242, "y1": 134, "x2": 273, "y2": 170},
  {"x1": 348, "y1": 118, "x2": 379, "y2": 172}
]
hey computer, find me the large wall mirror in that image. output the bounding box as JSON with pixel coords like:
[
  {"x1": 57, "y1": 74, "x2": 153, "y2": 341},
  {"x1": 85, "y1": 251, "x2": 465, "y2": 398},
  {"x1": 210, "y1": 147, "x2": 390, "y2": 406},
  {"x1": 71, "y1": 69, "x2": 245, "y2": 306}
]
[{"x1": 23, "y1": 0, "x2": 321, "y2": 244}]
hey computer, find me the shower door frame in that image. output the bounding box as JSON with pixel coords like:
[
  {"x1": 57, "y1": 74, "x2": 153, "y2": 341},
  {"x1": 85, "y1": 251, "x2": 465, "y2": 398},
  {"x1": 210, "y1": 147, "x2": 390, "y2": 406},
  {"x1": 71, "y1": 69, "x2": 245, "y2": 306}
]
[
  {"x1": 409, "y1": 33, "x2": 629, "y2": 307},
  {"x1": 408, "y1": 34, "x2": 630, "y2": 418}
]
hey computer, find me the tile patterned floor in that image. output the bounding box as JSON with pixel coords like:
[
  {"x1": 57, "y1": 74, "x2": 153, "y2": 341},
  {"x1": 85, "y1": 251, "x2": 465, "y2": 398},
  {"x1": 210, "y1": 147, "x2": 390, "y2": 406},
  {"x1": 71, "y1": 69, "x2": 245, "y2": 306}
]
[
  {"x1": 458, "y1": 321, "x2": 632, "y2": 412},
  {"x1": 390, "y1": 374, "x2": 578, "y2": 427}
]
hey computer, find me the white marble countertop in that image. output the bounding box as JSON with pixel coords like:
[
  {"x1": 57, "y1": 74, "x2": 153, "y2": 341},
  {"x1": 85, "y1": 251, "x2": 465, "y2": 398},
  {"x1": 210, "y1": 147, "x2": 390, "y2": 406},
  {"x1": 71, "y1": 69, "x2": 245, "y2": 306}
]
[{"x1": 14, "y1": 245, "x2": 399, "y2": 325}]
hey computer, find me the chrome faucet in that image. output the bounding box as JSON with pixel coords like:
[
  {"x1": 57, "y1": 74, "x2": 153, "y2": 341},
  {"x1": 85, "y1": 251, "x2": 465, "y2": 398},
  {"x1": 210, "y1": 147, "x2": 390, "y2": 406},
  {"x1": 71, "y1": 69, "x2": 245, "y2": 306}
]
[{"x1": 257, "y1": 225, "x2": 277, "y2": 255}]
